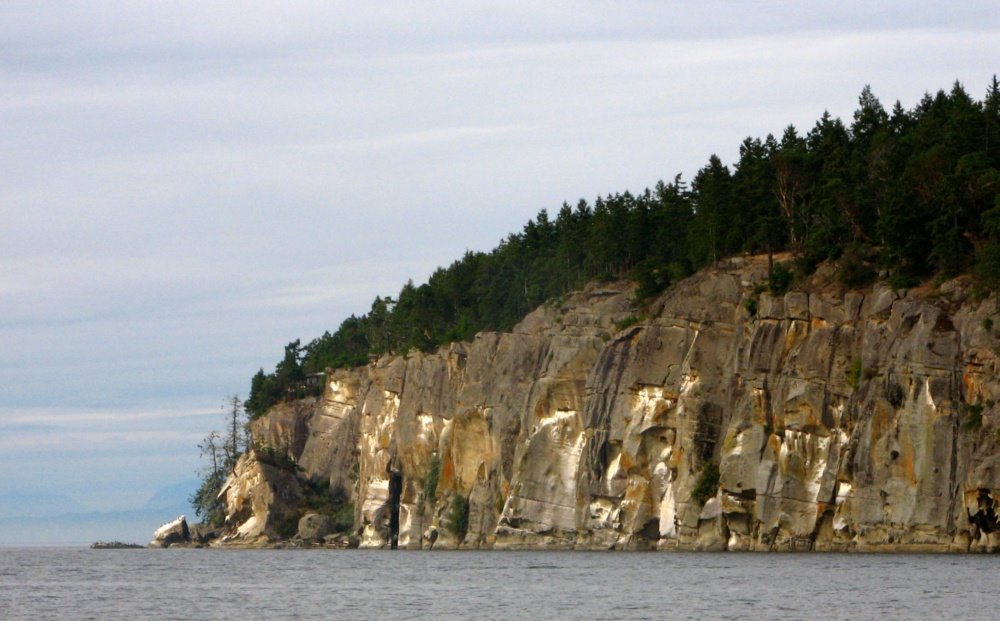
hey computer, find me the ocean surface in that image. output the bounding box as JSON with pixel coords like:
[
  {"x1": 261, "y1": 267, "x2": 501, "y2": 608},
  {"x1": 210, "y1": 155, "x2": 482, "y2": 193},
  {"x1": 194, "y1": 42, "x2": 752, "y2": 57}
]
[{"x1": 1, "y1": 548, "x2": 997, "y2": 620}]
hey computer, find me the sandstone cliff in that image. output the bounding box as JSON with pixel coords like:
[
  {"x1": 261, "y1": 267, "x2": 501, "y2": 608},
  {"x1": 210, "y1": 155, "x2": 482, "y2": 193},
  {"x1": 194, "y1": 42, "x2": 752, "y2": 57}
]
[{"x1": 219, "y1": 255, "x2": 1000, "y2": 551}]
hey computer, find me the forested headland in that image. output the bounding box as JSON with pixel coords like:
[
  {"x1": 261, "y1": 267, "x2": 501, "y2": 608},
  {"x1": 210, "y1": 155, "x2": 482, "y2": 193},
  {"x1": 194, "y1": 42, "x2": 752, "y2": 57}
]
[{"x1": 245, "y1": 79, "x2": 1000, "y2": 419}]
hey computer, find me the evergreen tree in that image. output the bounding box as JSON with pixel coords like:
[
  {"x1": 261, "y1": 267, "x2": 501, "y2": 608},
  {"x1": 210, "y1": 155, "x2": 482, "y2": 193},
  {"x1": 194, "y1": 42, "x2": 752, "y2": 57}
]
[
  {"x1": 772, "y1": 125, "x2": 810, "y2": 254},
  {"x1": 690, "y1": 155, "x2": 733, "y2": 265},
  {"x1": 734, "y1": 136, "x2": 781, "y2": 261},
  {"x1": 985, "y1": 75, "x2": 1000, "y2": 164},
  {"x1": 190, "y1": 430, "x2": 227, "y2": 526},
  {"x1": 190, "y1": 396, "x2": 248, "y2": 525}
]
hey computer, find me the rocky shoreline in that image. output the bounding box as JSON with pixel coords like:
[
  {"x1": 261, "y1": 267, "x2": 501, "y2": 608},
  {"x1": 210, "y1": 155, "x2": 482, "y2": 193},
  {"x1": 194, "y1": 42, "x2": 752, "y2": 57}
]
[{"x1": 148, "y1": 513, "x2": 360, "y2": 549}]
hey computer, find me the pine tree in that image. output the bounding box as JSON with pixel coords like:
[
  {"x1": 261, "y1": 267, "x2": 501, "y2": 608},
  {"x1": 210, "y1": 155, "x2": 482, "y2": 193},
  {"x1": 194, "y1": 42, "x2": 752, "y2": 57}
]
[{"x1": 984, "y1": 75, "x2": 1000, "y2": 164}]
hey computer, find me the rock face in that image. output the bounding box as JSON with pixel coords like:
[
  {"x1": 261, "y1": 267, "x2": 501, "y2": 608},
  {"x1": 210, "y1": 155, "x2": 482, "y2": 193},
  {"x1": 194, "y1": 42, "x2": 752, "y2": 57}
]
[
  {"x1": 149, "y1": 515, "x2": 189, "y2": 548},
  {"x1": 216, "y1": 451, "x2": 303, "y2": 544},
  {"x1": 221, "y1": 255, "x2": 1000, "y2": 551}
]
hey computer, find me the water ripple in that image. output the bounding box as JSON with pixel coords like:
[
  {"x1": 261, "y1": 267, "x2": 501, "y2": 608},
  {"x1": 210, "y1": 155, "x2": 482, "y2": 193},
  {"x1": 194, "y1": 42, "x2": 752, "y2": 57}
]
[{"x1": 1, "y1": 548, "x2": 998, "y2": 620}]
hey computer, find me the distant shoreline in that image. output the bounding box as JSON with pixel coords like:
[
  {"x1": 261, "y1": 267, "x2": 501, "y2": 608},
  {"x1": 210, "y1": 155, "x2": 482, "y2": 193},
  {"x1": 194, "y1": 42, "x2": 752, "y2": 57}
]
[{"x1": 91, "y1": 541, "x2": 144, "y2": 549}]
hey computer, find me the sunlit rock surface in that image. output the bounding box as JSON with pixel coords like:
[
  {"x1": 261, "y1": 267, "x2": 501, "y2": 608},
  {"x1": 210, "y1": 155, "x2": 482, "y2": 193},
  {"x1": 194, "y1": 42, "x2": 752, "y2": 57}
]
[
  {"x1": 217, "y1": 451, "x2": 302, "y2": 544},
  {"x1": 221, "y1": 255, "x2": 1000, "y2": 551},
  {"x1": 148, "y1": 515, "x2": 189, "y2": 548}
]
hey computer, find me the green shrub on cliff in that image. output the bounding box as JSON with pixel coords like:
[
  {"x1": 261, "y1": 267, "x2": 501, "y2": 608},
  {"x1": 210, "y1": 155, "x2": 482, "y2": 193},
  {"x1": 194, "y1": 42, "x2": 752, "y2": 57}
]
[
  {"x1": 691, "y1": 463, "x2": 720, "y2": 505},
  {"x1": 423, "y1": 454, "x2": 442, "y2": 506},
  {"x1": 633, "y1": 258, "x2": 672, "y2": 303},
  {"x1": 254, "y1": 444, "x2": 300, "y2": 471},
  {"x1": 837, "y1": 247, "x2": 876, "y2": 288},
  {"x1": 274, "y1": 512, "x2": 300, "y2": 539},
  {"x1": 963, "y1": 403, "x2": 985, "y2": 431},
  {"x1": 446, "y1": 494, "x2": 470, "y2": 542},
  {"x1": 331, "y1": 502, "x2": 355, "y2": 533},
  {"x1": 847, "y1": 359, "x2": 863, "y2": 389},
  {"x1": 284, "y1": 480, "x2": 356, "y2": 538},
  {"x1": 615, "y1": 314, "x2": 642, "y2": 331},
  {"x1": 767, "y1": 263, "x2": 793, "y2": 296}
]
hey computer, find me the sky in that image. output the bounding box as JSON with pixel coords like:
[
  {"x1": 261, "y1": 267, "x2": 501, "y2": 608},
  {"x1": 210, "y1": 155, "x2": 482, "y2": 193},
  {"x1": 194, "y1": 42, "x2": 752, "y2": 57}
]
[{"x1": 2, "y1": 1, "x2": 999, "y2": 542}]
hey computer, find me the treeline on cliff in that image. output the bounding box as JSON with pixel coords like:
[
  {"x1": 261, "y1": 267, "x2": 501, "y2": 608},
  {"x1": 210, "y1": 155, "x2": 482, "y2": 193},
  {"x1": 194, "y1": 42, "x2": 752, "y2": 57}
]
[{"x1": 245, "y1": 79, "x2": 1000, "y2": 419}]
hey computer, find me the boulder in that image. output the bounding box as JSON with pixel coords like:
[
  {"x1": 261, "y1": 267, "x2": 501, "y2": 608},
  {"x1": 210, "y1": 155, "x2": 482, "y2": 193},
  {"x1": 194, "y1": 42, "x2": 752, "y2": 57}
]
[
  {"x1": 297, "y1": 512, "x2": 337, "y2": 541},
  {"x1": 322, "y1": 533, "x2": 360, "y2": 548},
  {"x1": 148, "y1": 515, "x2": 189, "y2": 548},
  {"x1": 189, "y1": 522, "x2": 219, "y2": 544}
]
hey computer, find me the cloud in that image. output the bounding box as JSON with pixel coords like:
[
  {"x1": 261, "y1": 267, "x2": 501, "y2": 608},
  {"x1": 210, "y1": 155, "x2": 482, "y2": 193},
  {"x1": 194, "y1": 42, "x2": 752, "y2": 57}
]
[
  {"x1": 0, "y1": 406, "x2": 213, "y2": 451},
  {"x1": 2, "y1": 406, "x2": 214, "y2": 426},
  {"x1": 285, "y1": 124, "x2": 525, "y2": 154}
]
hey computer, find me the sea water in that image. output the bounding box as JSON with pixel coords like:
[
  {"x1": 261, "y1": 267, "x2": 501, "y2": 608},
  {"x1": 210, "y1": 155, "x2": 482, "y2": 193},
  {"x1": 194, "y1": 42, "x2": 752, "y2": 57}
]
[{"x1": 0, "y1": 547, "x2": 997, "y2": 620}]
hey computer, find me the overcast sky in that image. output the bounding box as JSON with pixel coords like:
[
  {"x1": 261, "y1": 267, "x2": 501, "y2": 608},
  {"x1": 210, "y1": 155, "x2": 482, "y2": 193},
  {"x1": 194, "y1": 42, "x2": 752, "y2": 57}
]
[{"x1": 2, "y1": 1, "x2": 999, "y2": 539}]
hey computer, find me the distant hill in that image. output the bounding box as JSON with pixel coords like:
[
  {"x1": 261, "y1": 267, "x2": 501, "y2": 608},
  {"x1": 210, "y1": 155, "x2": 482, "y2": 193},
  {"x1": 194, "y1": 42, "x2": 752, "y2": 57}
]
[
  {"x1": 143, "y1": 479, "x2": 199, "y2": 512},
  {"x1": 0, "y1": 490, "x2": 85, "y2": 519},
  {"x1": 0, "y1": 480, "x2": 199, "y2": 546}
]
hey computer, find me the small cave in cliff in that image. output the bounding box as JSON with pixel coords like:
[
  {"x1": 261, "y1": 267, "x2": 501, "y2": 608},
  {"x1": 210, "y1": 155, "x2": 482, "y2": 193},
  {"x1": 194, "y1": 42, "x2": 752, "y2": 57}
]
[
  {"x1": 886, "y1": 381, "x2": 905, "y2": 409},
  {"x1": 694, "y1": 403, "x2": 722, "y2": 462},
  {"x1": 636, "y1": 518, "x2": 660, "y2": 541},
  {"x1": 968, "y1": 489, "x2": 999, "y2": 535},
  {"x1": 388, "y1": 470, "x2": 403, "y2": 549}
]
